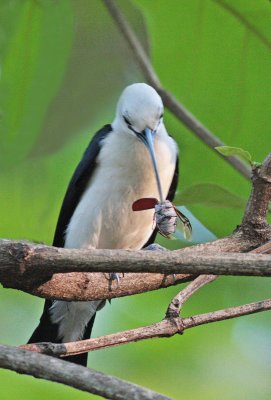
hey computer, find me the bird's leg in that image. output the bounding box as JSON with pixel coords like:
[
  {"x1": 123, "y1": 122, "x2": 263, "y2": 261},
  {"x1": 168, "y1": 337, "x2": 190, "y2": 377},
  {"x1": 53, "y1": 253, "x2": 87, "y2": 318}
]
[
  {"x1": 104, "y1": 272, "x2": 125, "y2": 289},
  {"x1": 144, "y1": 243, "x2": 175, "y2": 282},
  {"x1": 110, "y1": 272, "x2": 124, "y2": 285},
  {"x1": 144, "y1": 243, "x2": 176, "y2": 282},
  {"x1": 144, "y1": 243, "x2": 167, "y2": 252}
]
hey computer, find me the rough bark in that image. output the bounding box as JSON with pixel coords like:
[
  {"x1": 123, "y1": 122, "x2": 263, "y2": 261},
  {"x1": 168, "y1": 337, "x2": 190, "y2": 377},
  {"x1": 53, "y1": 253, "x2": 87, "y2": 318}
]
[
  {"x1": 1, "y1": 240, "x2": 271, "y2": 301},
  {"x1": 0, "y1": 345, "x2": 171, "y2": 400},
  {"x1": 21, "y1": 297, "x2": 271, "y2": 357}
]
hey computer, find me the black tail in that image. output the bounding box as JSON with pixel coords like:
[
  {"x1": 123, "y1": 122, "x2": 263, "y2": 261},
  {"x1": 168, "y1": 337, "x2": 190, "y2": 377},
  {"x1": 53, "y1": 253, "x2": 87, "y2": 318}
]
[{"x1": 28, "y1": 300, "x2": 95, "y2": 366}]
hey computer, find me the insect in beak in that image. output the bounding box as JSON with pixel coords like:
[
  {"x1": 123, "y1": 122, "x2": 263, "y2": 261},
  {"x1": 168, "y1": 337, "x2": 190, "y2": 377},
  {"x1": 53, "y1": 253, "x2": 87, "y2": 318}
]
[{"x1": 132, "y1": 198, "x2": 192, "y2": 240}]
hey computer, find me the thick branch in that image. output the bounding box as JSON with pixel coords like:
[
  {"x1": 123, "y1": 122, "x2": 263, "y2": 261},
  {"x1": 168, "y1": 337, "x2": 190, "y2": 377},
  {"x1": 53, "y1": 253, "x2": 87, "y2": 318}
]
[
  {"x1": 22, "y1": 243, "x2": 271, "y2": 358},
  {"x1": 3, "y1": 240, "x2": 271, "y2": 276},
  {"x1": 0, "y1": 237, "x2": 271, "y2": 301},
  {"x1": 1, "y1": 152, "x2": 271, "y2": 302},
  {"x1": 242, "y1": 153, "x2": 271, "y2": 233},
  {"x1": 103, "y1": 0, "x2": 251, "y2": 179},
  {"x1": 0, "y1": 344, "x2": 171, "y2": 400}
]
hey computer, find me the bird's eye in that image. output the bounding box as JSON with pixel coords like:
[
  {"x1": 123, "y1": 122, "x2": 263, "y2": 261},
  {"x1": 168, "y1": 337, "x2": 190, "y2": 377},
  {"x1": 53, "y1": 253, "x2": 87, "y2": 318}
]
[{"x1": 123, "y1": 115, "x2": 132, "y2": 126}]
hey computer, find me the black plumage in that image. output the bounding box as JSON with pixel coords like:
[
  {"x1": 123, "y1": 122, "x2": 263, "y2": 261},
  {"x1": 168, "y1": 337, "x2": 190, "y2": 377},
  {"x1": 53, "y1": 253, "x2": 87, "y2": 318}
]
[{"x1": 53, "y1": 124, "x2": 113, "y2": 248}]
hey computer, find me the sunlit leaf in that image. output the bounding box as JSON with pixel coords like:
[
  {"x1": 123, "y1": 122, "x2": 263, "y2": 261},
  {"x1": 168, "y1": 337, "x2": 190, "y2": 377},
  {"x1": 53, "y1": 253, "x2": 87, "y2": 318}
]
[{"x1": 215, "y1": 146, "x2": 253, "y2": 165}]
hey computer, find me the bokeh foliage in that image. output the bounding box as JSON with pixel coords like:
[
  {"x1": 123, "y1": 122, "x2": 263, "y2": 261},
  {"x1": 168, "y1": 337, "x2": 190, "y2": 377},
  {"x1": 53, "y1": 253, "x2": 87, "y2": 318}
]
[{"x1": 0, "y1": 1, "x2": 271, "y2": 399}]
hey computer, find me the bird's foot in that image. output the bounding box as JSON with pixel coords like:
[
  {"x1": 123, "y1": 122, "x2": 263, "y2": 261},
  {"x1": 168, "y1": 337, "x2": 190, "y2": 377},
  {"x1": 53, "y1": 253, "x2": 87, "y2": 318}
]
[
  {"x1": 144, "y1": 243, "x2": 168, "y2": 252},
  {"x1": 106, "y1": 272, "x2": 124, "y2": 289},
  {"x1": 144, "y1": 244, "x2": 175, "y2": 282}
]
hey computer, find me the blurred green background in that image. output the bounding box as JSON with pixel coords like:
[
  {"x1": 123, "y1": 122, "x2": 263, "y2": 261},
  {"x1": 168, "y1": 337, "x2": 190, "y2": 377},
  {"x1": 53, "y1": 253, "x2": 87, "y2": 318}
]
[{"x1": 1, "y1": 0, "x2": 271, "y2": 399}]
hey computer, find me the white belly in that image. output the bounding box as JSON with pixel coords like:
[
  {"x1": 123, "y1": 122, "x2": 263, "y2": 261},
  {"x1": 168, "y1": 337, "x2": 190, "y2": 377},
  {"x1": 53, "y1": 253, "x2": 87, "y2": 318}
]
[
  {"x1": 65, "y1": 128, "x2": 177, "y2": 250},
  {"x1": 51, "y1": 127, "x2": 177, "y2": 342}
]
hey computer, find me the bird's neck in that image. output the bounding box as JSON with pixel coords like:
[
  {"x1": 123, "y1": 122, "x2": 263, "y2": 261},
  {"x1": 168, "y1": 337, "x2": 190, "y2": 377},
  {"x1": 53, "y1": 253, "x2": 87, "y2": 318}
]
[{"x1": 111, "y1": 118, "x2": 166, "y2": 139}]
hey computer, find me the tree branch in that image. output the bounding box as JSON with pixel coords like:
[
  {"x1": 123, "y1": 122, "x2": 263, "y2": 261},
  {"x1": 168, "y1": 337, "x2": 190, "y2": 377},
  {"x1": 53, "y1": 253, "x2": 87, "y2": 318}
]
[
  {"x1": 215, "y1": 0, "x2": 271, "y2": 51},
  {"x1": 20, "y1": 241, "x2": 271, "y2": 358},
  {"x1": 1, "y1": 152, "x2": 271, "y2": 302},
  {"x1": 103, "y1": 0, "x2": 251, "y2": 179},
  {"x1": 1, "y1": 240, "x2": 271, "y2": 301},
  {"x1": 21, "y1": 297, "x2": 271, "y2": 358},
  {"x1": 0, "y1": 344, "x2": 171, "y2": 400},
  {"x1": 166, "y1": 274, "x2": 217, "y2": 318},
  {"x1": 241, "y1": 153, "x2": 271, "y2": 233},
  {"x1": 15, "y1": 150, "x2": 271, "y2": 360}
]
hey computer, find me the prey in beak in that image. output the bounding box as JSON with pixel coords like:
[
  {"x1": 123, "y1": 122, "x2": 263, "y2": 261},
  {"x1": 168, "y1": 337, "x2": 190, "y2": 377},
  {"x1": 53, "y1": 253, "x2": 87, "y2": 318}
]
[{"x1": 133, "y1": 128, "x2": 192, "y2": 241}]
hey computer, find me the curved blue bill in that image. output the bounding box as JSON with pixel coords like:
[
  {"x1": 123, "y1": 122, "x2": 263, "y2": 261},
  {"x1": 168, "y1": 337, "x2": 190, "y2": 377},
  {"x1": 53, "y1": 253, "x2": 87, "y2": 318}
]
[{"x1": 137, "y1": 128, "x2": 164, "y2": 202}]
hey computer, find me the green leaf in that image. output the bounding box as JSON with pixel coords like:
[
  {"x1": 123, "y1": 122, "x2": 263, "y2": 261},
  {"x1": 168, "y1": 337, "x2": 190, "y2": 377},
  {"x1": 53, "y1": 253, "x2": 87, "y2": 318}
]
[
  {"x1": 174, "y1": 183, "x2": 247, "y2": 209},
  {"x1": 215, "y1": 146, "x2": 253, "y2": 165},
  {"x1": 252, "y1": 161, "x2": 262, "y2": 167}
]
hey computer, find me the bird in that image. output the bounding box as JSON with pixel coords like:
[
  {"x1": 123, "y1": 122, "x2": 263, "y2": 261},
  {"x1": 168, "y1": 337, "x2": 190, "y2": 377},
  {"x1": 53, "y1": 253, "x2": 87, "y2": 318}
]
[{"x1": 28, "y1": 83, "x2": 179, "y2": 366}]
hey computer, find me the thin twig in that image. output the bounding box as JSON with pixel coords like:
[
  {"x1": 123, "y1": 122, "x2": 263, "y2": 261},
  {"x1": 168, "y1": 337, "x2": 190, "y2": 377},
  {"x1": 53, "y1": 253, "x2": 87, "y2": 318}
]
[
  {"x1": 103, "y1": 0, "x2": 251, "y2": 179},
  {"x1": 0, "y1": 344, "x2": 171, "y2": 400},
  {"x1": 166, "y1": 275, "x2": 217, "y2": 318},
  {"x1": 250, "y1": 240, "x2": 271, "y2": 254},
  {"x1": 166, "y1": 237, "x2": 271, "y2": 319},
  {"x1": 103, "y1": 0, "x2": 160, "y2": 88},
  {"x1": 182, "y1": 298, "x2": 271, "y2": 328},
  {"x1": 21, "y1": 298, "x2": 271, "y2": 358},
  {"x1": 215, "y1": 0, "x2": 271, "y2": 51},
  {"x1": 22, "y1": 319, "x2": 184, "y2": 356}
]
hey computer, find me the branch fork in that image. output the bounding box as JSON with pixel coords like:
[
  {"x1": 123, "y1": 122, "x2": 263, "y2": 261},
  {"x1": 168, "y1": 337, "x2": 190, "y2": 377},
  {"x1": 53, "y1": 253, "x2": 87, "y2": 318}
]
[{"x1": 20, "y1": 261, "x2": 271, "y2": 359}]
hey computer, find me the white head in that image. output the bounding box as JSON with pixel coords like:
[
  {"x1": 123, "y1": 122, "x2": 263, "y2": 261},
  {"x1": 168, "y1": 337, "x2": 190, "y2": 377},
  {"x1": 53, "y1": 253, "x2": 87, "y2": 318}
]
[
  {"x1": 113, "y1": 83, "x2": 164, "y2": 134},
  {"x1": 112, "y1": 83, "x2": 165, "y2": 202}
]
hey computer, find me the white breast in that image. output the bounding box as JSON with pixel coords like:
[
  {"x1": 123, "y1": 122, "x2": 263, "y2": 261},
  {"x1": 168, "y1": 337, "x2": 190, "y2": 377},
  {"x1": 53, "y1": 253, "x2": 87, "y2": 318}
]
[
  {"x1": 65, "y1": 126, "x2": 177, "y2": 250},
  {"x1": 51, "y1": 126, "x2": 177, "y2": 342}
]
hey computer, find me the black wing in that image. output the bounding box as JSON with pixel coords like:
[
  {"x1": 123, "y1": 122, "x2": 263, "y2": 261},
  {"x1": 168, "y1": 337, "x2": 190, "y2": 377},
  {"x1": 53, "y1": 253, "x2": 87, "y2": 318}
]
[
  {"x1": 143, "y1": 155, "x2": 179, "y2": 247},
  {"x1": 53, "y1": 124, "x2": 112, "y2": 248},
  {"x1": 28, "y1": 125, "x2": 112, "y2": 361},
  {"x1": 166, "y1": 156, "x2": 179, "y2": 203}
]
